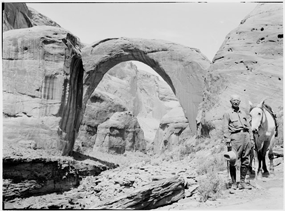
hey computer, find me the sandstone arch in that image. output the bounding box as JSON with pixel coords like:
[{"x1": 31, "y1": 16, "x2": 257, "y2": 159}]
[{"x1": 60, "y1": 37, "x2": 211, "y2": 155}]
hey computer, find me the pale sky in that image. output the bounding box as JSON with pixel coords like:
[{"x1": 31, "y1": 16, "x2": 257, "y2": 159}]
[{"x1": 26, "y1": 1, "x2": 258, "y2": 72}]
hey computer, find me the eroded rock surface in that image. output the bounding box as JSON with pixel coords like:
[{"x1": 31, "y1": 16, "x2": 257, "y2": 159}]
[
  {"x1": 4, "y1": 158, "x2": 198, "y2": 209},
  {"x1": 199, "y1": 3, "x2": 283, "y2": 139},
  {"x1": 3, "y1": 154, "x2": 117, "y2": 201},
  {"x1": 81, "y1": 37, "x2": 211, "y2": 137},
  {"x1": 153, "y1": 107, "x2": 190, "y2": 154},
  {"x1": 77, "y1": 91, "x2": 128, "y2": 151},
  {"x1": 2, "y1": 26, "x2": 78, "y2": 117},
  {"x1": 93, "y1": 111, "x2": 146, "y2": 154}
]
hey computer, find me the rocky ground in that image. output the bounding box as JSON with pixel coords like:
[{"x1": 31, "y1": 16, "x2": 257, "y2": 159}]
[{"x1": 3, "y1": 131, "x2": 283, "y2": 210}]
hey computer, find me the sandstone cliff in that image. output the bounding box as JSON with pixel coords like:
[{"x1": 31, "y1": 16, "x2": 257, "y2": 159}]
[
  {"x1": 3, "y1": 3, "x2": 282, "y2": 156},
  {"x1": 200, "y1": 3, "x2": 283, "y2": 140},
  {"x1": 3, "y1": 3, "x2": 60, "y2": 32},
  {"x1": 2, "y1": 26, "x2": 78, "y2": 117}
]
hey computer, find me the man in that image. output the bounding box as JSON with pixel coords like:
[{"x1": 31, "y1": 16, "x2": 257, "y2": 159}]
[{"x1": 223, "y1": 94, "x2": 254, "y2": 190}]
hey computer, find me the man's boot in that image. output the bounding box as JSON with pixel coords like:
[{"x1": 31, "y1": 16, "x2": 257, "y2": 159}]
[
  {"x1": 239, "y1": 166, "x2": 252, "y2": 190},
  {"x1": 230, "y1": 165, "x2": 237, "y2": 189}
]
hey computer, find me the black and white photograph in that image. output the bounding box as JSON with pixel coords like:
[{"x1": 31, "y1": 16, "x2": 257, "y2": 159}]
[{"x1": 1, "y1": 0, "x2": 283, "y2": 209}]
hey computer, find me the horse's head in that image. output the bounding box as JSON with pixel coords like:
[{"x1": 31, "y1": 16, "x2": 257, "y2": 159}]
[{"x1": 249, "y1": 99, "x2": 266, "y2": 134}]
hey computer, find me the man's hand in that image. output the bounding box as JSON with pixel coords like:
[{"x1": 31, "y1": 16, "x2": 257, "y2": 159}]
[
  {"x1": 224, "y1": 138, "x2": 231, "y2": 147},
  {"x1": 250, "y1": 138, "x2": 255, "y2": 148}
]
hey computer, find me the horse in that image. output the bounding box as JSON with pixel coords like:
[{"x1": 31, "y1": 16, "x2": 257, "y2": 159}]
[{"x1": 249, "y1": 99, "x2": 277, "y2": 179}]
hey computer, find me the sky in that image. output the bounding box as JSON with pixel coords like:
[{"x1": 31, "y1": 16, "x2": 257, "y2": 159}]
[{"x1": 26, "y1": 1, "x2": 258, "y2": 72}]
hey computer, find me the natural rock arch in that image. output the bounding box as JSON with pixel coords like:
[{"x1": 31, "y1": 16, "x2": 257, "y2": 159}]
[{"x1": 59, "y1": 37, "x2": 211, "y2": 155}]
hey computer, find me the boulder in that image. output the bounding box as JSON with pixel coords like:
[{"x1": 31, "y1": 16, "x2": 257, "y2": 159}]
[
  {"x1": 199, "y1": 3, "x2": 283, "y2": 138},
  {"x1": 91, "y1": 176, "x2": 185, "y2": 210},
  {"x1": 153, "y1": 107, "x2": 190, "y2": 154},
  {"x1": 76, "y1": 90, "x2": 127, "y2": 151},
  {"x1": 93, "y1": 111, "x2": 146, "y2": 154}
]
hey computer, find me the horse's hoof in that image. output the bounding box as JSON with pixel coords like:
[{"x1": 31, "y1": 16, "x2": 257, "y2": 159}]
[{"x1": 262, "y1": 171, "x2": 270, "y2": 177}]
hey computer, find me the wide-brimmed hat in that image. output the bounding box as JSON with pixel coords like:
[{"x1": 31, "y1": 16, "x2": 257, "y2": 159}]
[{"x1": 224, "y1": 150, "x2": 237, "y2": 166}]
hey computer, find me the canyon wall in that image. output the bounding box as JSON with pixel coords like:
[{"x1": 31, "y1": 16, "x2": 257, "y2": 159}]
[{"x1": 199, "y1": 3, "x2": 283, "y2": 141}]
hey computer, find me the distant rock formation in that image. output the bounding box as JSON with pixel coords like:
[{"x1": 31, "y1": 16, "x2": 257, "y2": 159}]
[
  {"x1": 153, "y1": 107, "x2": 189, "y2": 154},
  {"x1": 199, "y1": 3, "x2": 283, "y2": 139},
  {"x1": 3, "y1": 3, "x2": 60, "y2": 32},
  {"x1": 77, "y1": 62, "x2": 180, "y2": 153},
  {"x1": 93, "y1": 111, "x2": 146, "y2": 154},
  {"x1": 28, "y1": 7, "x2": 61, "y2": 28},
  {"x1": 77, "y1": 90, "x2": 128, "y2": 151}
]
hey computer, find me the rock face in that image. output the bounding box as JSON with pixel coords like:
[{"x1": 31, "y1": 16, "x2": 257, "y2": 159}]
[
  {"x1": 153, "y1": 107, "x2": 190, "y2": 154},
  {"x1": 77, "y1": 90, "x2": 128, "y2": 151},
  {"x1": 3, "y1": 154, "x2": 117, "y2": 202},
  {"x1": 3, "y1": 3, "x2": 60, "y2": 32},
  {"x1": 93, "y1": 111, "x2": 146, "y2": 154},
  {"x1": 199, "y1": 3, "x2": 283, "y2": 139},
  {"x1": 27, "y1": 7, "x2": 61, "y2": 28},
  {"x1": 92, "y1": 176, "x2": 185, "y2": 209},
  {"x1": 2, "y1": 26, "x2": 77, "y2": 117}
]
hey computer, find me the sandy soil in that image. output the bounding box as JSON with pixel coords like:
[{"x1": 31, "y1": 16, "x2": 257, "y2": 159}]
[{"x1": 158, "y1": 157, "x2": 284, "y2": 210}]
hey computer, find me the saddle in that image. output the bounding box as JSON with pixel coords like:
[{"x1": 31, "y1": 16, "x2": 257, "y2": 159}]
[{"x1": 263, "y1": 104, "x2": 278, "y2": 137}]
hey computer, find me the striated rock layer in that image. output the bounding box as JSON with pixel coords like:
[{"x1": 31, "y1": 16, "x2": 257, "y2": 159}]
[
  {"x1": 2, "y1": 26, "x2": 79, "y2": 117},
  {"x1": 199, "y1": 3, "x2": 283, "y2": 139}
]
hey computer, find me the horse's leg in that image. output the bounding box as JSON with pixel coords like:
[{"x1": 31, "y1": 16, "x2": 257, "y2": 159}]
[
  {"x1": 252, "y1": 149, "x2": 262, "y2": 189},
  {"x1": 253, "y1": 149, "x2": 260, "y2": 179},
  {"x1": 268, "y1": 135, "x2": 276, "y2": 173},
  {"x1": 257, "y1": 151, "x2": 263, "y2": 176},
  {"x1": 262, "y1": 141, "x2": 270, "y2": 175}
]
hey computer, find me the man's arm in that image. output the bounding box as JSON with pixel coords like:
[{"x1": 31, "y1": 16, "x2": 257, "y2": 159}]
[{"x1": 223, "y1": 112, "x2": 230, "y2": 140}]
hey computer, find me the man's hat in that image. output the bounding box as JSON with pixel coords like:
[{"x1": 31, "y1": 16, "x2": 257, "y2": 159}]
[
  {"x1": 224, "y1": 150, "x2": 237, "y2": 166},
  {"x1": 230, "y1": 94, "x2": 240, "y2": 101},
  {"x1": 230, "y1": 94, "x2": 241, "y2": 101}
]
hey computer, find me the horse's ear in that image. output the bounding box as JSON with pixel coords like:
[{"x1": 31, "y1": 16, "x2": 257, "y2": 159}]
[
  {"x1": 258, "y1": 97, "x2": 268, "y2": 108},
  {"x1": 249, "y1": 101, "x2": 253, "y2": 110}
]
